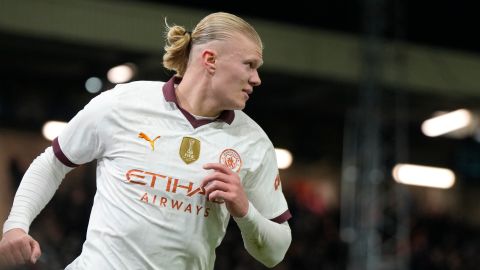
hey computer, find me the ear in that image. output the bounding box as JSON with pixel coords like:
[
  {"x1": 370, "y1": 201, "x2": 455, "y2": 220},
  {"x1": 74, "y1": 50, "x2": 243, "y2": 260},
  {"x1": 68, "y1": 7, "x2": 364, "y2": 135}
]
[{"x1": 201, "y1": 49, "x2": 216, "y2": 74}]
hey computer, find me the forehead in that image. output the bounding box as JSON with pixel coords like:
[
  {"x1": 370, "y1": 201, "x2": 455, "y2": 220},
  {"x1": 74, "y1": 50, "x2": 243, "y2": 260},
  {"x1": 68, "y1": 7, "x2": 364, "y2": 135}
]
[{"x1": 222, "y1": 34, "x2": 263, "y2": 60}]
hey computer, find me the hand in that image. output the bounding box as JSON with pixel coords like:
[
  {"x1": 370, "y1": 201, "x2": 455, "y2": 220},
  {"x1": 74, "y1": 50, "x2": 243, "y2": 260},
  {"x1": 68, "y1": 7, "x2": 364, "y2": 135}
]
[
  {"x1": 201, "y1": 163, "x2": 249, "y2": 217},
  {"x1": 0, "y1": 228, "x2": 41, "y2": 267}
]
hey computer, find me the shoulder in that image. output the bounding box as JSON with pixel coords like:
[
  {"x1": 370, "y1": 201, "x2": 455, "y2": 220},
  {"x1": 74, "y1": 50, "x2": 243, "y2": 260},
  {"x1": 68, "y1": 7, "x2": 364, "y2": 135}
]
[
  {"x1": 90, "y1": 80, "x2": 164, "y2": 101},
  {"x1": 80, "y1": 80, "x2": 166, "y2": 117},
  {"x1": 112, "y1": 80, "x2": 165, "y2": 95},
  {"x1": 233, "y1": 111, "x2": 274, "y2": 149},
  {"x1": 102, "y1": 80, "x2": 167, "y2": 106},
  {"x1": 114, "y1": 80, "x2": 165, "y2": 89}
]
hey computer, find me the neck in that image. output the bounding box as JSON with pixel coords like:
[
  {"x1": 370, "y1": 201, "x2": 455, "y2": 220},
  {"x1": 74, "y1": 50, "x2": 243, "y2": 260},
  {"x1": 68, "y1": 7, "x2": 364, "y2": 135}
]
[{"x1": 175, "y1": 76, "x2": 223, "y2": 117}]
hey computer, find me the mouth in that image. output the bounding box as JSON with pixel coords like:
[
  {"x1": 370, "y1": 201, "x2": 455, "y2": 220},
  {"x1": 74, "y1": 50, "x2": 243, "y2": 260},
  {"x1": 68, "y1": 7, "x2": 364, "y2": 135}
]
[
  {"x1": 242, "y1": 89, "x2": 253, "y2": 95},
  {"x1": 242, "y1": 89, "x2": 252, "y2": 100}
]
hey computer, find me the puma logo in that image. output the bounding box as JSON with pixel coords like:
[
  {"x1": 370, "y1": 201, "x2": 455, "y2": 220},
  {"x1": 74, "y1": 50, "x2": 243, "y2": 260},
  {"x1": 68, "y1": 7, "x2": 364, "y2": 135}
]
[{"x1": 138, "y1": 132, "x2": 161, "y2": 150}]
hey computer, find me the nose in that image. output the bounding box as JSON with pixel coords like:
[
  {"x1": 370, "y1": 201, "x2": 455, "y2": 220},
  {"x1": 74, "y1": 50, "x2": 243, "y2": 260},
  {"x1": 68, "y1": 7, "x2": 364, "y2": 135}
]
[{"x1": 249, "y1": 70, "x2": 261, "y2": 87}]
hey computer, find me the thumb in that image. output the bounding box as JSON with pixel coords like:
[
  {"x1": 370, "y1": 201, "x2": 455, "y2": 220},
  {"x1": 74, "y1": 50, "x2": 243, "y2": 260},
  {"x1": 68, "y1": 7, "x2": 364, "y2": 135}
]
[{"x1": 29, "y1": 239, "x2": 41, "y2": 264}]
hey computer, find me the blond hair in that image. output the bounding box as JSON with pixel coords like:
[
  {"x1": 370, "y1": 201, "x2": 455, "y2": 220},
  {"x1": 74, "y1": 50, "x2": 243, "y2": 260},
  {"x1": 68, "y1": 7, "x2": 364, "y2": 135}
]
[{"x1": 163, "y1": 12, "x2": 263, "y2": 77}]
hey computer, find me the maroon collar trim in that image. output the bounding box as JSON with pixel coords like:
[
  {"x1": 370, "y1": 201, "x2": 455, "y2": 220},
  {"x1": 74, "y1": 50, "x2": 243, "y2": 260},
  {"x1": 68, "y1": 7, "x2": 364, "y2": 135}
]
[{"x1": 162, "y1": 76, "x2": 234, "y2": 128}]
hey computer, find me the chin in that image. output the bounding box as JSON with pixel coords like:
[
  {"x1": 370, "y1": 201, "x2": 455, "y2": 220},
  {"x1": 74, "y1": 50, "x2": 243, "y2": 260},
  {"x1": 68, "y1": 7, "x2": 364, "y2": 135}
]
[
  {"x1": 225, "y1": 99, "x2": 247, "y2": 111},
  {"x1": 237, "y1": 102, "x2": 247, "y2": 110},
  {"x1": 228, "y1": 104, "x2": 245, "y2": 111}
]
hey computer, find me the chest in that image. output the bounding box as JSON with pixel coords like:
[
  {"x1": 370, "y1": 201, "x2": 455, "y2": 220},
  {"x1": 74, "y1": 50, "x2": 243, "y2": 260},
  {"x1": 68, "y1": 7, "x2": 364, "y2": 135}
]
[{"x1": 104, "y1": 110, "x2": 251, "y2": 193}]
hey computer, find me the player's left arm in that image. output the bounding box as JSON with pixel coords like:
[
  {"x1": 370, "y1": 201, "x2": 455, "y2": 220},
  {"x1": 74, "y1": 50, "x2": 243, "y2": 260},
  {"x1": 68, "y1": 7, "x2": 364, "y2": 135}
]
[
  {"x1": 202, "y1": 163, "x2": 291, "y2": 268},
  {"x1": 234, "y1": 202, "x2": 291, "y2": 268}
]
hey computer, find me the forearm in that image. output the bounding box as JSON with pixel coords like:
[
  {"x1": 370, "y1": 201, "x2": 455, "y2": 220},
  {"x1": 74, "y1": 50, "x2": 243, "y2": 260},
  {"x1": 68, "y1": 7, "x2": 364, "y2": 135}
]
[
  {"x1": 233, "y1": 202, "x2": 292, "y2": 268},
  {"x1": 3, "y1": 147, "x2": 72, "y2": 234}
]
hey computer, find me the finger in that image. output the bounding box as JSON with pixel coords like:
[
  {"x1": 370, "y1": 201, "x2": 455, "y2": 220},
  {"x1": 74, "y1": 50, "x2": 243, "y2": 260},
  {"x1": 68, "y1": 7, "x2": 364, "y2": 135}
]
[
  {"x1": 29, "y1": 239, "x2": 41, "y2": 264},
  {"x1": 203, "y1": 181, "x2": 230, "y2": 201},
  {"x1": 0, "y1": 252, "x2": 6, "y2": 267},
  {"x1": 208, "y1": 190, "x2": 230, "y2": 203},
  {"x1": 204, "y1": 180, "x2": 230, "y2": 193},
  {"x1": 11, "y1": 244, "x2": 26, "y2": 265},
  {"x1": 201, "y1": 172, "x2": 231, "y2": 188},
  {"x1": 203, "y1": 163, "x2": 232, "y2": 174},
  {"x1": 212, "y1": 198, "x2": 225, "y2": 204},
  {"x1": 5, "y1": 247, "x2": 20, "y2": 266},
  {"x1": 19, "y1": 238, "x2": 33, "y2": 263}
]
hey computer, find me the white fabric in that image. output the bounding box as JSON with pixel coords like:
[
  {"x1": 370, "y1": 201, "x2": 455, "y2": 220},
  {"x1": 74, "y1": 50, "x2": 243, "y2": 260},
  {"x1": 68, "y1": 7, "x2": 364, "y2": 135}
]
[
  {"x1": 234, "y1": 202, "x2": 291, "y2": 267},
  {"x1": 190, "y1": 113, "x2": 219, "y2": 120},
  {"x1": 3, "y1": 147, "x2": 72, "y2": 234},
  {"x1": 13, "y1": 80, "x2": 289, "y2": 270}
]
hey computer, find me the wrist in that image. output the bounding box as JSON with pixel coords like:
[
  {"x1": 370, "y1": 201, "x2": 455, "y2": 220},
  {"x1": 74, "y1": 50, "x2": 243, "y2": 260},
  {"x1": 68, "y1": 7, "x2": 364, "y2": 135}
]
[
  {"x1": 2, "y1": 228, "x2": 27, "y2": 240},
  {"x1": 233, "y1": 201, "x2": 256, "y2": 223},
  {"x1": 3, "y1": 221, "x2": 29, "y2": 235}
]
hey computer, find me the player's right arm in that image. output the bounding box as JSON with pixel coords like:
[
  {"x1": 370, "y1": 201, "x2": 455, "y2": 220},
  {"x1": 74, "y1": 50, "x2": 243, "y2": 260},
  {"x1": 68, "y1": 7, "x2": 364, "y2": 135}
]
[
  {"x1": 0, "y1": 146, "x2": 73, "y2": 267},
  {"x1": 1, "y1": 87, "x2": 117, "y2": 267}
]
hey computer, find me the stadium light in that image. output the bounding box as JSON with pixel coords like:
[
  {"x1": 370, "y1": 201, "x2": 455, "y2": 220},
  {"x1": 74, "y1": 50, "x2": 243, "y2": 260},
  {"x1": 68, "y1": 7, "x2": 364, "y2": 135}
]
[
  {"x1": 107, "y1": 63, "x2": 137, "y2": 84},
  {"x1": 85, "y1": 77, "x2": 103, "y2": 93},
  {"x1": 421, "y1": 109, "x2": 474, "y2": 137},
  {"x1": 275, "y1": 148, "x2": 293, "y2": 169},
  {"x1": 42, "y1": 121, "x2": 67, "y2": 141},
  {"x1": 392, "y1": 163, "x2": 455, "y2": 189}
]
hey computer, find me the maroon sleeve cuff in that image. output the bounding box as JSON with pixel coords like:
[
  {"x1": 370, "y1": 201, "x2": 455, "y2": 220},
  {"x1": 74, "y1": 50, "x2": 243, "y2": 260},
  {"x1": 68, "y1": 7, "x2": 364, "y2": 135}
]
[
  {"x1": 52, "y1": 137, "x2": 79, "y2": 167},
  {"x1": 270, "y1": 210, "x2": 292, "y2": 224}
]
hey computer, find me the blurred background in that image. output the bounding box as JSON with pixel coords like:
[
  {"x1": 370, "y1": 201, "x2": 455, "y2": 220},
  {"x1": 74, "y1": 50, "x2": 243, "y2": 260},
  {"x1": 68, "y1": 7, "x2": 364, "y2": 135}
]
[{"x1": 1, "y1": 0, "x2": 480, "y2": 269}]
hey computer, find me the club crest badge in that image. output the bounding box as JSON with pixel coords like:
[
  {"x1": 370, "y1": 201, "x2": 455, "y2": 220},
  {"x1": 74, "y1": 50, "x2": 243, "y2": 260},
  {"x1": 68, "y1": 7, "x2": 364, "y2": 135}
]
[
  {"x1": 179, "y1": 137, "x2": 201, "y2": 164},
  {"x1": 219, "y1": 149, "x2": 242, "y2": 172}
]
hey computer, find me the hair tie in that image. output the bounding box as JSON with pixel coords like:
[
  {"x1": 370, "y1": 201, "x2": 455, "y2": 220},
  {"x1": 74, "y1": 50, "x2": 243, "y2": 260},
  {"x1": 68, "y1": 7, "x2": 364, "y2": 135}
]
[{"x1": 185, "y1": 31, "x2": 192, "y2": 36}]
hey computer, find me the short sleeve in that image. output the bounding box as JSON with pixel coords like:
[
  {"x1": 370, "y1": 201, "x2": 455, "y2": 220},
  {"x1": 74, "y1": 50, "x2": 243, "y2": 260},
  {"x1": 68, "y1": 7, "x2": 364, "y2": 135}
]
[
  {"x1": 243, "y1": 144, "x2": 291, "y2": 223},
  {"x1": 53, "y1": 90, "x2": 116, "y2": 167}
]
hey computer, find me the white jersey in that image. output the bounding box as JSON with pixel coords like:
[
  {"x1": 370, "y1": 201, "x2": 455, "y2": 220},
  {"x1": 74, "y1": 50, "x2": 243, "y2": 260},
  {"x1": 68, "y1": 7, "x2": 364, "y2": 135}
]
[{"x1": 55, "y1": 77, "x2": 291, "y2": 270}]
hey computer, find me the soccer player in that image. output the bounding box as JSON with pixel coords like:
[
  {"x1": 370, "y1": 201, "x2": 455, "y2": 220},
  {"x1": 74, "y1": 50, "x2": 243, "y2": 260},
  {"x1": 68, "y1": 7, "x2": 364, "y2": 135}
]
[{"x1": 0, "y1": 12, "x2": 292, "y2": 269}]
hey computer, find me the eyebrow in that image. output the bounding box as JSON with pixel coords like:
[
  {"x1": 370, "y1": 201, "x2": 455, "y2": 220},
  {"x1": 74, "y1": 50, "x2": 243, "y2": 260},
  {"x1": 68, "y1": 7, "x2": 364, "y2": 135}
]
[{"x1": 249, "y1": 58, "x2": 264, "y2": 68}]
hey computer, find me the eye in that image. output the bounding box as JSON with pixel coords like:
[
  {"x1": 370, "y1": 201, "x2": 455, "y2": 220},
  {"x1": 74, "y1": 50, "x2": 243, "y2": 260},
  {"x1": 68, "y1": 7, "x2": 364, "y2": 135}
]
[{"x1": 245, "y1": 62, "x2": 256, "y2": 69}]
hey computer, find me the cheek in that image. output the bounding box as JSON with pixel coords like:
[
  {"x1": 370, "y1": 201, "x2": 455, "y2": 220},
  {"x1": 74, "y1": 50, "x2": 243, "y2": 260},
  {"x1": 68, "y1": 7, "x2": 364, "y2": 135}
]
[
  {"x1": 218, "y1": 65, "x2": 247, "y2": 85},
  {"x1": 224, "y1": 72, "x2": 243, "y2": 85}
]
